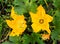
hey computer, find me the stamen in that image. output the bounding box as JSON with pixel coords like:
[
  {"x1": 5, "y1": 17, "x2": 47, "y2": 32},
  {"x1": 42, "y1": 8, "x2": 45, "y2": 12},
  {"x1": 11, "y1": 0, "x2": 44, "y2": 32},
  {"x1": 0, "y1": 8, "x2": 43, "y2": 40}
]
[{"x1": 39, "y1": 19, "x2": 44, "y2": 24}]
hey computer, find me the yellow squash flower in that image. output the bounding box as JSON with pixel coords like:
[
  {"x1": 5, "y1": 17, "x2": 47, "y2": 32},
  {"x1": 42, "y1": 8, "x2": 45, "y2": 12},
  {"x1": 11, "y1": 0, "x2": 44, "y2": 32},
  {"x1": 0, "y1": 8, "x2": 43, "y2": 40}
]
[
  {"x1": 41, "y1": 34, "x2": 50, "y2": 40},
  {"x1": 6, "y1": 7, "x2": 27, "y2": 36},
  {"x1": 29, "y1": 5, "x2": 53, "y2": 34}
]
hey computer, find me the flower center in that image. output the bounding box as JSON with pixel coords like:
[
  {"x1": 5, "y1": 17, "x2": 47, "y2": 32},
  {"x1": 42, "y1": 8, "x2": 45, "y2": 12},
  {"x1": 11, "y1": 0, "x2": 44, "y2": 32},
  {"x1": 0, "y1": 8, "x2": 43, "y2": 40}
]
[{"x1": 39, "y1": 19, "x2": 44, "y2": 24}]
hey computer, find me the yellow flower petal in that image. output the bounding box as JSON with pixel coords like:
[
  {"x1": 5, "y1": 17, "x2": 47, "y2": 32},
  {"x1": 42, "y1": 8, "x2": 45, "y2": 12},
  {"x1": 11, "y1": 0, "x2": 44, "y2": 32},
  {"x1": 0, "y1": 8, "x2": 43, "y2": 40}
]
[
  {"x1": 10, "y1": 29, "x2": 20, "y2": 36},
  {"x1": 11, "y1": 7, "x2": 24, "y2": 20},
  {"x1": 31, "y1": 23, "x2": 41, "y2": 33},
  {"x1": 37, "y1": 5, "x2": 45, "y2": 15},
  {"x1": 29, "y1": 12, "x2": 40, "y2": 23},
  {"x1": 41, "y1": 23, "x2": 51, "y2": 34},
  {"x1": 6, "y1": 7, "x2": 27, "y2": 36},
  {"x1": 29, "y1": 5, "x2": 53, "y2": 34},
  {"x1": 41, "y1": 34, "x2": 50, "y2": 40},
  {"x1": 11, "y1": 7, "x2": 18, "y2": 20},
  {"x1": 45, "y1": 14, "x2": 53, "y2": 22},
  {"x1": 6, "y1": 20, "x2": 14, "y2": 28}
]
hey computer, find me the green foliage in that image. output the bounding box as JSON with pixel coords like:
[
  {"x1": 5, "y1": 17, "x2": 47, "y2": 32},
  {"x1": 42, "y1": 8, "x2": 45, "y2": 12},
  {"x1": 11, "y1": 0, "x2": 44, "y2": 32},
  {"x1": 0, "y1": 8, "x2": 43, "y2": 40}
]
[
  {"x1": 0, "y1": 0, "x2": 1, "y2": 2},
  {"x1": 13, "y1": 0, "x2": 21, "y2": 6},
  {"x1": 9, "y1": 36, "x2": 21, "y2": 43},
  {"x1": 0, "y1": 0, "x2": 60, "y2": 44},
  {"x1": 13, "y1": 0, "x2": 37, "y2": 15},
  {"x1": 6, "y1": 8, "x2": 11, "y2": 12},
  {"x1": 30, "y1": 33, "x2": 44, "y2": 44},
  {"x1": 22, "y1": 34, "x2": 31, "y2": 44},
  {"x1": 53, "y1": 10, "x2": 60, "y2": 34},
  {"x1": 51, "y1": 10, "x2": 60, "y2": 41},
  {"x1": 2, "y1": 41, "x2": 12, "y2": 44},
  {"x1": 22, "y1": 33, "x2": 44, "y2": 44},
  {"x1": 53, "y1": 0, "x2": 60, "y2": 9},
  {"x1": 0, "y1": 17, "x2": 3, "y2": 39},
  {"x1": 38, "y1": 0, "x2": 45, "y2": 5}
]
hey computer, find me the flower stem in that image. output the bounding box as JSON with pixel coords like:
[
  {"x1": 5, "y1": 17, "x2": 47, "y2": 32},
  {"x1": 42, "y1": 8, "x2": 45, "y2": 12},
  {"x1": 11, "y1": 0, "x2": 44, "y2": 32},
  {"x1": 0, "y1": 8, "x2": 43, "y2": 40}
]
[{"x1": 44, "y1": 0, "x2": 48, "y2": 7}]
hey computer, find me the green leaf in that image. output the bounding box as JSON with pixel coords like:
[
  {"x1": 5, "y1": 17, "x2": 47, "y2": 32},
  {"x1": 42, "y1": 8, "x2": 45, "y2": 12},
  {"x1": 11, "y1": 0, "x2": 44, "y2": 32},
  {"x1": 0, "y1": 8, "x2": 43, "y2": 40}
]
[
  {"x1": 13, "y1": 0, "x2": 29, "y2": 14},
  {"x1": 14, "y1": 6, "x2": 26, "y2": 15},
  {"x1": 53, "y1": 0, "x2": 60, "y2": 9},
  {"x1": 0, "y1": 0, "x2": 2, "y2": 2},
  {"x1": 0, "y1": 26, "x2": 2, "y2": 39},
  {"x1": 22, "y1": 0, "x2": 29, "y2": 4},
  {"x1": 9, "y1": 36, "x2": 21, "y2": 43},
  {"x1": 0, "y1": 17, "x2": 3, "y2": 39},
  {"x1": 2, "y1": 41, "x2": 11, "y2": 44},
  {"x1": 47, "y1": 9, "x2": 54, "y2": 16},
  {"x1": 38, "y1": 0, "x2": 45, "y2": 5},
  {"x1": 51, "y1": 31, "x2": 58, "y2": 40},
  {"x1": 6, "y1": 9, "x2": 11, "y2": 12},
  {"x1": 51, "y1": 10, "x2": 60, "y2": 40},
  {"x1": 31, "y1": 0, "x2": 36, "y2": 2},
  {"x1": 22, "y1": 34, "x2": 31, "y2": 44},
  {"x1": 53, "y1": 10, "x2": 60, "y2": 33},
  {"x1": 39, "y1": 40, "x2": 45, "y2": 44},
  {"x1": 11, "y1": 42, "x2": 21, "y2": 44},
  {"x1": 13, "y1": 0, "x2": 21, "y2": 6},
  {"x1": 53, "y1": 40, "x2": 57, "y2": 44},
  {"x1": 22, "y1": 33, "x2": 44, "y2": 44},
  {"x1": 30, "y1": 3, "x2": 37, "y2": 13},
  {"x1": 31, "y1": 33, "x2": 44, "y2": 44},
  {"x1": 0, "y1": 22, "x2": 2, "y2": 32},
  {"x1": 0, "y1": 26, "x2": 2, "y2": 32},
  {"x1": 0, "y1": 17, "x2": 3, "y2": 23},
  {"x1": 46, "y1": 0, "x2": 52, "y2": 2}
]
